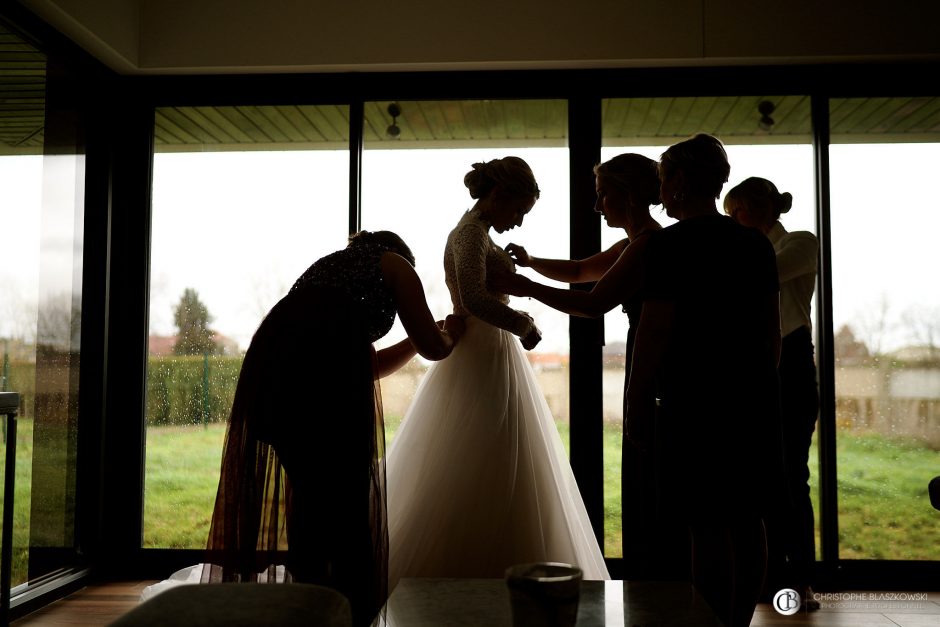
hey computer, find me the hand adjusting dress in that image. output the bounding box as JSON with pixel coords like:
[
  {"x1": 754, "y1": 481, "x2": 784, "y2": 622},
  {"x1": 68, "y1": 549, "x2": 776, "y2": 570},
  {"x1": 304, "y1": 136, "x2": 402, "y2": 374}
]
[{"x1": 386, "y1": 207, "x2": 610, "y2": 590}]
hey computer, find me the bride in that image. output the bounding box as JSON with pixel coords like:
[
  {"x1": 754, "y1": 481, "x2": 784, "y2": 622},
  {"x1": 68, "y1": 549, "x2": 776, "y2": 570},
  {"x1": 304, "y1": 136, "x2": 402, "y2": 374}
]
[{"x1": 386, "y1": 156, "x2": 609, "y2": 590}]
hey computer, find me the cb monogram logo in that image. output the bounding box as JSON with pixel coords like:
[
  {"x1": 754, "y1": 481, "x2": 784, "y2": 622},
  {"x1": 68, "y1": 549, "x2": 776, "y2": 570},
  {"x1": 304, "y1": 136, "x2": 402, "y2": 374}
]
[{"x1": 773, "y1": 588, "x2": 802, "y2": 615}]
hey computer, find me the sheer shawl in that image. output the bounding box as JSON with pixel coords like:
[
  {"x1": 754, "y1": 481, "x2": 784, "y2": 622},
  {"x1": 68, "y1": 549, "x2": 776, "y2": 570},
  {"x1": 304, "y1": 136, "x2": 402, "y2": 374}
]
[{"x1": 201, "y1": 285, "x2": 388, "y2": 626}]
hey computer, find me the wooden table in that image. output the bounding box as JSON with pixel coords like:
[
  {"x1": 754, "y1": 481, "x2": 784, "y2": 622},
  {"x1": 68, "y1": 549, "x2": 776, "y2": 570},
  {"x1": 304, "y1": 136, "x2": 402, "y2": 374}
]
[{"x1": 381, "y1": 578, "x2": 723, "y2": 626}]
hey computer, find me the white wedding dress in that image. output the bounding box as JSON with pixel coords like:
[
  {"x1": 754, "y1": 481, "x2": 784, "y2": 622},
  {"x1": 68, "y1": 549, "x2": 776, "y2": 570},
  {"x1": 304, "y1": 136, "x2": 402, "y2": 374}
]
[{"x1": 386, "y1": 207, "x2": 609, "y2": 591}]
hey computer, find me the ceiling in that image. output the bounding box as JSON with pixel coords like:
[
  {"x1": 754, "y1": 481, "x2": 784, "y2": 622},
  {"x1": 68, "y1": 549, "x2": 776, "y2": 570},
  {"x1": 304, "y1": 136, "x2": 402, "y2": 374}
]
[
  {"x1": 3, "y1": 20, "x2": 940, "y2": 156},
  {"x1": 0, "y1": 22, "x2": 45, "y2": 154}
]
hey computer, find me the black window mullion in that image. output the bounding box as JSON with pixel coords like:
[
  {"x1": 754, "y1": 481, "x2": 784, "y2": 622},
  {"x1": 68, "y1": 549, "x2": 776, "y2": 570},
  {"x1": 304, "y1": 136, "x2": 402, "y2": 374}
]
[
  {"x1": 99, "y1": 94, "x2": 155, "y2": 569},
  {"x1": 567, "y1": 96, "x2": 605, "y2": 551},
  {"x1": 349, "y1": 100, "x2": 364, "y2": 234},
  {"x1": 811, "y1": 93, "x2": 839, "y2": 567}
]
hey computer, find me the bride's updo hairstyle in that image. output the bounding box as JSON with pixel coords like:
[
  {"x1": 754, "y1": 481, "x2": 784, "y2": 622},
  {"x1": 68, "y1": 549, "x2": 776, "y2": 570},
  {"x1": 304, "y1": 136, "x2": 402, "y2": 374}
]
[
  {"x1": 594, "y1": 153, "x2": 661, "y2": 207},
  {"x1": 464, "y1": 156, "x2": 541, "y2": 201},
  {"x1": 723, "y1": 176, "x2": 793, "y2": 227},
  {"x1": 349, "y1": 229, "x2": 416, "y2": 266}
]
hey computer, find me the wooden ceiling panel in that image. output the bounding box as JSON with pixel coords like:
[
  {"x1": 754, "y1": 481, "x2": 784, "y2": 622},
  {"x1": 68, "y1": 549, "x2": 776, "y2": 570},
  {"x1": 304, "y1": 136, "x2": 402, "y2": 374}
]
[{"x1": 0, "y1": 25, "x2": 44, "y2": 154}]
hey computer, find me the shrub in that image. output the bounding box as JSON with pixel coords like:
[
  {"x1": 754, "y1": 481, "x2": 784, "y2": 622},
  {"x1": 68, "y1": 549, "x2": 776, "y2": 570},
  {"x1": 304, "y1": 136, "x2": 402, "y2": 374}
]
[{"x1": 146, "y1": 355, "x2": 242, "y2": 426}]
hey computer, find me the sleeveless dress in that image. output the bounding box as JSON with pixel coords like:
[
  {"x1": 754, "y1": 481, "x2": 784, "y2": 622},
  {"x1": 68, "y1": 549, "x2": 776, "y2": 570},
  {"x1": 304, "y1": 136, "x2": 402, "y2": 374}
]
[
  {"x1": 143, "y1": 241, "x2": 396, "y2": 627},
  {"x1": 386, "y1": 207, "x2": 609, "y2": 591}
]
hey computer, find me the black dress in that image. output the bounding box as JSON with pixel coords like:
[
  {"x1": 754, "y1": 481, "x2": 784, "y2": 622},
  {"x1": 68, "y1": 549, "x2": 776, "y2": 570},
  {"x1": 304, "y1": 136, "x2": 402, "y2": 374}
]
[
  {"x1": 203, "y1": 240, "x2": 397, "y2": 627},
  {"x1": 620, "y1": 234, "x2": 689, "y2": 580},
  {"x1": 641, "y1": 215, "x2": 784, "y2": 522}
]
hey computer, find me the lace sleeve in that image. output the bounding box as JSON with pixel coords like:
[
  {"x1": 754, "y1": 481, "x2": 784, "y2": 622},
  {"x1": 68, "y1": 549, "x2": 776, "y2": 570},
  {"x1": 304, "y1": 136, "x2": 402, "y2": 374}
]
[{"x1": 451, "y1": 223, "x2": 538, "y2": 338}]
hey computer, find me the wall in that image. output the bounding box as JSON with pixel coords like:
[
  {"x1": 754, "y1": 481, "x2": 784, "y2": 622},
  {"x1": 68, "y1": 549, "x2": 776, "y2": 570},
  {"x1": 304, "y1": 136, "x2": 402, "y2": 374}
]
[{"x1": 18, "y1": 0, "x2": 940, "y2": 75}]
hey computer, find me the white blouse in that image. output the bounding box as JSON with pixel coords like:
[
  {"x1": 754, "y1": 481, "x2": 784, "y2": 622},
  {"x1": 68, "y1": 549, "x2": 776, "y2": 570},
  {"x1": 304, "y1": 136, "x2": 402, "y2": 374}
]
[{"x1": 768, "y1": 221, "x2": 818, "y2": 337}]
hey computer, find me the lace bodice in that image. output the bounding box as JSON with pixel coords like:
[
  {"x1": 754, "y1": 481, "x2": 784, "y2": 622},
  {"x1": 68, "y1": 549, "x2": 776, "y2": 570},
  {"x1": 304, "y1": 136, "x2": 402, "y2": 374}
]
[
  {"x1": 290, "y1": 241, "x2": 397, "y2": 342},
  {"x1": 444, "y1": 208, "x2": 538, "y2": 338}
]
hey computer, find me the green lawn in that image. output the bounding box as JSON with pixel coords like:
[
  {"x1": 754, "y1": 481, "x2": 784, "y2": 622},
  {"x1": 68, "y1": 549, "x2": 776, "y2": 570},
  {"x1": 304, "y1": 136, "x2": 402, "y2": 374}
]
[{"x1": 1, "y1": 418, "x2": 937, "y2": 583}]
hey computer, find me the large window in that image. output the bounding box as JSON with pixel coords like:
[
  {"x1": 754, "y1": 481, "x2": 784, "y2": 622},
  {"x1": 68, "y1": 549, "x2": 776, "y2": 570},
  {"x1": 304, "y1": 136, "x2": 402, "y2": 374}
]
[
  {"x1": 830, "y1": 97, "x2": 940, "y2": 560},
  {"x1": 131, "y1": 84, "x2": 940, "y2": 587},
  {"x1": 360, "y1": 100, "x2": 572, "y2": 450},
  {"x1": 143, "y1": 105, "x2": 349, "y2": 548},
  {"x1": 0, "y1": 20, "x2": 85, "y2": 588}
]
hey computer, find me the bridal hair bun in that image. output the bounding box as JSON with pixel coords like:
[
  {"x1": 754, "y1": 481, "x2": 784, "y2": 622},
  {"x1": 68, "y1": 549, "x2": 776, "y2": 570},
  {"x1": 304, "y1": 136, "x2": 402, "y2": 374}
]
[
  {"x1": 464, "y1": 156, "x2": 541, "y2": 200},
  {"x1": 778, "y1": 191, "x2": 793, "y2": 214},
  {"x1": 724, "y1": 176, "x2": 792, "y2": 220}
]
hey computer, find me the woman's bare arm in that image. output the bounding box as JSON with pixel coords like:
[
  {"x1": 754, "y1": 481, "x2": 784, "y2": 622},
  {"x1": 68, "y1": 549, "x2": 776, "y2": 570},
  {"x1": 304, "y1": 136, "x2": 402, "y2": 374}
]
[
  {"x1": 380, "y1": 252, "x2": 460, "y2": 362},
  {"x1": 497, "y1": 235, "x2": 650, "y2": 318},
  {"x1": 505, "y1": 239, "x2": 627, "y2": 284}
]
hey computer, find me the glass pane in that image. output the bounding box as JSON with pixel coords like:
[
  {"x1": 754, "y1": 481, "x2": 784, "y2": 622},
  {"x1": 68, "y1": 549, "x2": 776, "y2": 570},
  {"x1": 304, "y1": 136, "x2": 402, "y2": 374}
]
[
  {"x1": 601, "y1": 96, "x2": 815, "y2": 562},
  {"x1": 830, "y1": 97, "x2": 940, "y2": 559},
  {"x1": 361, "y1": 100, "x2": 571, "y2": 452},
  {"x1": 0, "y1": 19, "x2": 84, "y2": 586},
  {"x1": 144, "y1": 105, "x2": 350, "y2": 548}
]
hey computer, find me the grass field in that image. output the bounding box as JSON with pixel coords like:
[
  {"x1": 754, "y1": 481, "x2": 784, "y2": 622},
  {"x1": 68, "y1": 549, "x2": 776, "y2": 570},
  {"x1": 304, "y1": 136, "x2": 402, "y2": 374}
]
[{"x1": 1, "y1": 417, "x2": 937, "y2": 588}]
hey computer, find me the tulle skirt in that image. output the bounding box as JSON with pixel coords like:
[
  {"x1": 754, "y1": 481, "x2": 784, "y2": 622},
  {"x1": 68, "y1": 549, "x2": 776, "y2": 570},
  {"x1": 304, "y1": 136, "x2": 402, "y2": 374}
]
[
  {"x1": 201, "y1": 285, "x2": 388, "y2": 627},
  {"x1": 386, "y1": 317, "x2": 609, "y2": 590}
]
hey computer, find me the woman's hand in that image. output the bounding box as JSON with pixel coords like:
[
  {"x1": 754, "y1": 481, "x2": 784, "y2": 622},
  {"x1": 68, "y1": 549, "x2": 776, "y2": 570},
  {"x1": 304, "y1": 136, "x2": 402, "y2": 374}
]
[
  {"x1": 504, "y1": 243, "x2": 531, "y2": 267},
  {"x1": 442, "y1": 314, "x2": 466, "y2": 343},
  {"x1": 488, "y1": 269, "x2": 533, "y2": 297},
  {"x1": 520, "y1": 326, "x2": 542, "y2": 351}
]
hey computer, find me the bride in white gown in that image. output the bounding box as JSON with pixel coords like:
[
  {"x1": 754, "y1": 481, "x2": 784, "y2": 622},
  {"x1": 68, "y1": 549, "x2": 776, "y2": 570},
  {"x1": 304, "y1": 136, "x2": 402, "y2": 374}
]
[{"x1": 386, "y1": 156, "x2": 609, "y2": 591}]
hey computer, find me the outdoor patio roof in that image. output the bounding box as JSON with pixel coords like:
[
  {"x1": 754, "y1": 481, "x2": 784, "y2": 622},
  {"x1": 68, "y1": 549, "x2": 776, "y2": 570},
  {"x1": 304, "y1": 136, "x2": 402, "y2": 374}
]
[{"x1": 3, "y1": 21, "x2": 940, "y2": 156}]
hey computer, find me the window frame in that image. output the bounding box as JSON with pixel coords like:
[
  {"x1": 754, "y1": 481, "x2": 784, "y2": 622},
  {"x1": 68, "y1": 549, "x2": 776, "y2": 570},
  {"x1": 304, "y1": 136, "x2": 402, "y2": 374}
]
[{"x1": 2, "y1": 7, "x2": 939, "y2": 611}]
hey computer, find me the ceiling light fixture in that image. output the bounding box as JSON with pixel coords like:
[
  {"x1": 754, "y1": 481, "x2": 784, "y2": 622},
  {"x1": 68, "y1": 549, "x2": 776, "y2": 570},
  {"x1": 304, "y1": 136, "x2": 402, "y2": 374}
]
[
  {"x1": 386, "y1": 102, "x2": 402, "y2": 139},
  {"x1": 758, "y1": 100, "x2": 776, "y2": 132}
]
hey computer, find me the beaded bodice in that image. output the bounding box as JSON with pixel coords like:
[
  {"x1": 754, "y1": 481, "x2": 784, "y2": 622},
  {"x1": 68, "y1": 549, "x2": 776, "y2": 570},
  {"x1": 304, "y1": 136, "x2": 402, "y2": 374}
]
[
  {"x1": 444, "y1": 207, "x2": 537, "y2": 338},
  {"x1": 290, "y1": 241, "x2": 397, "y2": 342}
]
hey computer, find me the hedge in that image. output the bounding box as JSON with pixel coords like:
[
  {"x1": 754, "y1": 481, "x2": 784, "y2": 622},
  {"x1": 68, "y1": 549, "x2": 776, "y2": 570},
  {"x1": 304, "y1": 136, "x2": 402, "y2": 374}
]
[{"x1": 146, "y1": 355, "x2": 242, "y2": 427}]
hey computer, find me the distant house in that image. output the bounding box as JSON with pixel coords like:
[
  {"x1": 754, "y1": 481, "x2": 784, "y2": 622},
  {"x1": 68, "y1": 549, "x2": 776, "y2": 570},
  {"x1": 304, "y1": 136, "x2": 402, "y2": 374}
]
[
  {"x1": 527, "y1": 352, "x2": 568, "y2": 372},
  {"x1": 148, "y1": 335, "x2": 176, "y2": 357}
]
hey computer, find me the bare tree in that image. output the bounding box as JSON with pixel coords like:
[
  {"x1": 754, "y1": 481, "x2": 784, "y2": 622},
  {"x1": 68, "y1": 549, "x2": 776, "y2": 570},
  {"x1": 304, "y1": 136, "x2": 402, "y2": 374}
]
[
  {"x1": 0, "y1": 277, "x2": 37, "y2": 344},
  {"x1": 854, "y1": 294, "x2": 893, "y2": 358},
  {"x1": 900, "y1": 304, "x2": 940, "y2": 361}
]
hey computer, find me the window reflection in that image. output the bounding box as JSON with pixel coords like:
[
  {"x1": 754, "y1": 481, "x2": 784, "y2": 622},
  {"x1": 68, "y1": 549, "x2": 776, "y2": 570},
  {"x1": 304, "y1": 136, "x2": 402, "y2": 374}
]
[{"x1": 0, "y1": 20, "x2": 85, "y2": 587}]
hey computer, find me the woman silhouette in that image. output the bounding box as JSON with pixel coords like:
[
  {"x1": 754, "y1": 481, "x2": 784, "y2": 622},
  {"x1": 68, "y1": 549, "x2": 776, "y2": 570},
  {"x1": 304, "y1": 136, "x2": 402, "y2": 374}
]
[
  {"x1": 725, "y1": 177, "x2": 820, "y2": 605},
  {"x1": 499, "y1": 153, "x2": 686, "y2": 579},
  {"x1": 202, "y1": 230, "x2": 463, "y2": 627},
  {"x1": 627, "y1": 134, "x2": 784, "y2": 627}
]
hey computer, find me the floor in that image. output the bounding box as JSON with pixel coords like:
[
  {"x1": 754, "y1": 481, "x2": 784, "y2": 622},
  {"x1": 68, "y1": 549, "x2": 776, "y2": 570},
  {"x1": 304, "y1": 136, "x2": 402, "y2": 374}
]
[{"x1": 9, "y1": 581, "x2": 940, "y2": 626}]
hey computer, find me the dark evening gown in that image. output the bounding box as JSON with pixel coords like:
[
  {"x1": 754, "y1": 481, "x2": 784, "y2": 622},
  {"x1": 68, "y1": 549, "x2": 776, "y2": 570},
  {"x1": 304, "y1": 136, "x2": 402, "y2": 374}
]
[
  {"x1": 144, "y1": 240, "x2": 399, "y2": 627},
  {"x1": 641, "y1": 215, "x2": 784, "y2": 523},
  {"x1": 619, "y1": 234, "x2": 689, "y2": 580}
]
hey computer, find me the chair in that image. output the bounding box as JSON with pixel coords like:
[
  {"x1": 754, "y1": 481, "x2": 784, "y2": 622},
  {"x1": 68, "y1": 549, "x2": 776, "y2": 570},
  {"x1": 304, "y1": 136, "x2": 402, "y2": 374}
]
[
  {"x1": 109, "y1": 583, "x2": 352, "y2": 627},
  {"x1": 930, "y1": 476, "x2": 940, "y2": 511}
]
